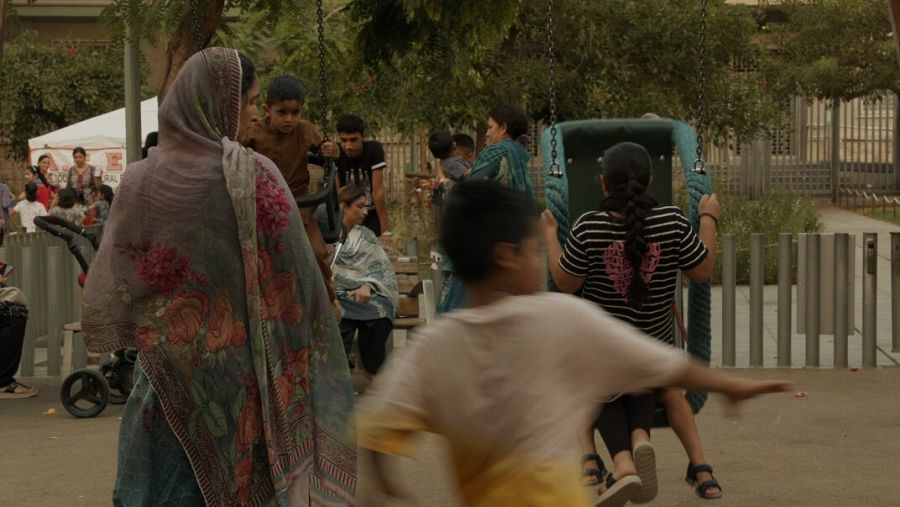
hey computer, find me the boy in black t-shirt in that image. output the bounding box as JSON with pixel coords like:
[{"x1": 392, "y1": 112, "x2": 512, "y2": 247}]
[{"x1": 335, "y1": 115, "x2": 390, "y2": 238}]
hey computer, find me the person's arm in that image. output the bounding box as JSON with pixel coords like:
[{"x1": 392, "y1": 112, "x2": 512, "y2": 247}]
[
  {"x1": 684, "y1": 194, "x2": 720, "y2": 282},
  {"x1": 540, "y1": 210, "x2": 586, "y2": 293},
  {"x1": 673, "y1": 360, "x2": 791, "y2": 404}
]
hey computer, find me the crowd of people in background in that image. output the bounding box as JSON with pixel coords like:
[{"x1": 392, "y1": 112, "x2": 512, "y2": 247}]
[{"x1": 0, "y1": 147, "x2": 116, "y2": 236}]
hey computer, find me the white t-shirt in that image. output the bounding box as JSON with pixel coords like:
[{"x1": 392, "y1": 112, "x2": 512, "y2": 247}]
[
  {"x1": 13, "y1": 200, "x2": 48, "y2": 233},
  {"x1": 358, "y1": 292, "x2": 689, "y2": 506}
]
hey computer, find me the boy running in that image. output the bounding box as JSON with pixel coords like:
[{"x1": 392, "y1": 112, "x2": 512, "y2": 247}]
[{"x1": 358, "y1": 180, "x2": 790, "y2": 506}]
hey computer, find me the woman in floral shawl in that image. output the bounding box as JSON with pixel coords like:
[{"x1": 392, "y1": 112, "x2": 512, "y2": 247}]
[
  {"x1": 81, "y1": 48, "x2": 356, "y2": 506},
  {"x1": 437, "y1": 105, "x2": 534, "y2": 313},
  {"x1": 334, "y1": 185, "x2": 398, "y2": 377}
]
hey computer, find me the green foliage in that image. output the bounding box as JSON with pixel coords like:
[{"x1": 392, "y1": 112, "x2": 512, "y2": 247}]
[
  {"x1": 212, "y1": 0, "x2": 776, "y2": 140},
  {"x1": 762, "y1": 0, "x2": 900, "y2": 100},
  {"x1": 0, "y1": 32, "x2": 127, "y2": 159},
  {"x1": 676, "y1": 185, "x2": 822, "y2": 284}
]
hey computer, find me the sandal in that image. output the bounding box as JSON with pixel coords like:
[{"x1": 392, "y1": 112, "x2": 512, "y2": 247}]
[
  {"x1": 581, "y1": 453, "x2": 605, "y2": 486},
  {"x1": 0, "y1": 381, "x2": 39, "y2": 399},
  {"x1": 596, "y1": 473, "x2": 642, "y2": 507},
  {"x1": 631, "y1": 442, "x2": 658, "y2": 504},
  {"x1": 685, "y1": 463, "x2": 723, "y2": 499}
]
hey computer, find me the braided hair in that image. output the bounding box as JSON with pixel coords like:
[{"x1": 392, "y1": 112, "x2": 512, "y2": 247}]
[{"x1": 601, "y1": 142, "x2": 656, "y2": 308}]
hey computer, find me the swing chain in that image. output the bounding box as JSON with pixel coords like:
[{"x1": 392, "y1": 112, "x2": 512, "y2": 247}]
[
  {"x1": 693, "y1": 0, "x2": 708, "y2": 174},
  {"x1": 546, "y1": 0, "x2": 562, "y2": 178},
  {"x1": 316, "y1": 0, "x2": 330, "y2": 136},
  {"x1": 188, "y1": 0, "x2": 205, "y2": 52}
]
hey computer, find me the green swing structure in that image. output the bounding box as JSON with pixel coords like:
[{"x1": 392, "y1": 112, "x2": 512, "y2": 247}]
[{"x1": 541, "y1": 118, "x2": 714, "y2": 425}]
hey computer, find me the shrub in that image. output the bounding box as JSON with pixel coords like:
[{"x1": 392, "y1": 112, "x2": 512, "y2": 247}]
[{"x1": 675, "y1": 185, "x2": 822, "y2": 284}]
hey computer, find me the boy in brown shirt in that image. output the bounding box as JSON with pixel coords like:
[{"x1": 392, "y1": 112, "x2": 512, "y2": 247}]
[{"x1": 241, "y1": 76, "x2": 338, "y2": 304}]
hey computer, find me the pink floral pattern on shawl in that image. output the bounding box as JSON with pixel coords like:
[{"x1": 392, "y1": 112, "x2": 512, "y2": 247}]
[{"x1": 81, "y1": 48, "x2": 355, "y2": 506}]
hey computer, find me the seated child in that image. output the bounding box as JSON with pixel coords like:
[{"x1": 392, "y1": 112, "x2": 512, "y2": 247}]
[
  {"x1": 357, "y1": 180, "x2": 790, "y2": 507},
  {"x1": 49, "y1": 188, "x2": 85, "y2": 225}
]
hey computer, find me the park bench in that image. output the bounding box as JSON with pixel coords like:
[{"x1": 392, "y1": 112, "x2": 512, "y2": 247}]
[{"x1": 391, "y1": 256, "x2": 436, "y2": 334}]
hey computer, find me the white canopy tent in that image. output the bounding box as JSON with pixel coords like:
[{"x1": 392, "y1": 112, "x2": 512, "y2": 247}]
[{"x1": 27, "y1": 97, "x2": 158, "y2": 188}]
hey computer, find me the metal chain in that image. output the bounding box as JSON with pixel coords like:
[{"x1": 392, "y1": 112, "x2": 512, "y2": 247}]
[
  {"x1": 546, "y1": 0, "x2": 561, "y2": 177},
  {"x1": 692, "y1": 0, "x2": 709, "y2": 174},
  {"x1": 316, "y1": 0, "x2": 330, "y2": 136},
  {"x1": 188, "y1": 0, "x2": 205, "y2": 51}
]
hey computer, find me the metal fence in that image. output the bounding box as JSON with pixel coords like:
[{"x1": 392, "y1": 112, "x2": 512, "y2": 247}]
[
  {"x1": 12, "y1": 227, "x2": 900, "y2": 376},
  {"x1": 705, "y1": 95, "x2": 898, "y2": 197},
  {"x1": 715, "y1": 231, "x2": 896, "y2": 368},
  {"x1": 3, "y1": 229, "x2": 97, "y2": 377}
]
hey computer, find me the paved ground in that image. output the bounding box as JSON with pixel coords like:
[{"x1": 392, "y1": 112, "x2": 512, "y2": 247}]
[
  {"x1": 5, "y1": 205, "x2": 900, "y2": 506},
  {"x1": 4, "y1": 367, "x2": 899, "y2": 506}
]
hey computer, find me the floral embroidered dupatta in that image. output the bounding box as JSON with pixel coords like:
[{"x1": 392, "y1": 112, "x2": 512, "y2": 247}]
[{"x1": 81, "y1": 48, "x2": 356, "y2": 505}]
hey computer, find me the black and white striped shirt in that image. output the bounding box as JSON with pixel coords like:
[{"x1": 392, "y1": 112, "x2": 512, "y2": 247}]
[{"x1": 559, "y1": 206, "x2": 707, "y2": 344}]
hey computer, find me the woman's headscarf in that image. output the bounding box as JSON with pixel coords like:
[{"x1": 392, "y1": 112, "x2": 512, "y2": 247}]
[{"x1": 82, "y1": 48, "x2": 356, "y2": 505}]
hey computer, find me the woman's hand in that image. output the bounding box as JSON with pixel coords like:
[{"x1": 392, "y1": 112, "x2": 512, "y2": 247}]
[
  {"x1": 351, "y1": 285, "x2": 373, "y2": 304},
  {"x1": 540, "y1": 209, "x2": 558, "y2": 234},
  {"x1": 698, "y1": 194, "x2": 721, "y2": 220}
]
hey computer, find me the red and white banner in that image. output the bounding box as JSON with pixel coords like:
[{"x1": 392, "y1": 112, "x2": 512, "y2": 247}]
[{"x1": 28, "y1": 147, "x2": 126, "y2": 189}]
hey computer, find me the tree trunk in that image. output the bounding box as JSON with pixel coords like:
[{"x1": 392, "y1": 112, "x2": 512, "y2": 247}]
[
  {"x1": 889, "y1": 1, "x2": 900, "y2": 72},
  {"x1": 0, "y1": 0, "x2": 9, "y2": 77},
  {"x1": 157, "y1": 0, "x2": 226, "y2": 102}
]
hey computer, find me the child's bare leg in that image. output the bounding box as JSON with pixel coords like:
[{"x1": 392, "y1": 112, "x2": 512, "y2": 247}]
[{"x1": 659, "y1": 387, "x2": 721, "y2": 497}]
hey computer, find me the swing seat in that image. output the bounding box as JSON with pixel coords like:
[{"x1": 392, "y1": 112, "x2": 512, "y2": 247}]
[
  {"x1": 548, "y1": 119, "x2": 675, "y2": 220},
  {"x1": 541, "y1": 118, "x2": 713, "y2": 427}
]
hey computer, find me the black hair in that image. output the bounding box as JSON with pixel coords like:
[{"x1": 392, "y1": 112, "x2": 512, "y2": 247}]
[
  {"x1": 336, "y1": 114, "x2": 366, "y2": 135},
  {"x1": 488, "y1": 105, "x2": 529, "y2": 144},
  {"x1": 26, "y1": 165, "x2": 52, "y2": 188},
  {"x1": 24, "y1": 181, "x2": 38, "y2": 202},
  {"x1": 142, "y1": 131, "x2": 158, "y2": 159},
  {"x1": 338, "y1": 184, "x2": 366, "y2": 206},
  {"x1": 37, "y1": 154, "x2": 51, "y2": 164},
  {"x1": 452, "y1": 133, "x2": 475, "y2": 153},
  {"x1": 57, "y1": 187, "x2": 78, "y2": 209},
  {"x1": 239, "y1": 53, "x2": 257, "y2": 98},
  {"x1": 428, "y1": 131, "x2": 454, "y2": 159},
  {"x1": 72, "y1": 146, "x2": 87, "y2": 157},
  {"x1": 441, "y1": 180, "x2": 537, "y2": 282},
  {"x1": 601, "y1": 142, "x2": 656, "y2": 308},
  {"x1": 99, "y1": 184, "x2": 114, "y2": 204},
  {"x1": 266, "y1": 75, "x2": 306, "y2": 106}
]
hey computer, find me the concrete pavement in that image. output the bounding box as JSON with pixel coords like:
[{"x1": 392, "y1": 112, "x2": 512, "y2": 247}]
[{"x1": 4, "y1": 368, "x2": 899, "y2": 506}]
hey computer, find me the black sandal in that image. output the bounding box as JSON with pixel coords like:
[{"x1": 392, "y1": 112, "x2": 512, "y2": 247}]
[
  {"x1": 685, "y1": 463, "x2": 723, "y2": 499},
  {"x1": 581, "y1": 453, "x2": 606, "y2": 486}
]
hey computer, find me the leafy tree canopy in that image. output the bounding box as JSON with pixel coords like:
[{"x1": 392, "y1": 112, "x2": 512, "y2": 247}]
[
  {"x1": 0, "y1": 32, "x2": 127, "y2": 159},
  {"x1": 225, "y1": 0, "x2": 775, "y2": 141},
  {"x1": 762, "y1": 0, "x2": 900, "y2": 100}
]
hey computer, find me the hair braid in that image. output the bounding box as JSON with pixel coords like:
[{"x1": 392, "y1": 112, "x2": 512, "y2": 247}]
[{"x1": 623, "y1": 177, "x2": 654, "y2": 308}]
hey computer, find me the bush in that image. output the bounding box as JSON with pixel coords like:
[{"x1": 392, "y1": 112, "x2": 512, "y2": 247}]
[{"x1": 675, "y1": 186, "x2": 822, "y2": 284}]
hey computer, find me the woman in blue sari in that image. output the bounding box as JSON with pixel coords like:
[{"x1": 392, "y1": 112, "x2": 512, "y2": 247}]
[{"x1": 438, "y1": 105, "x2": 534, "y2": 312}]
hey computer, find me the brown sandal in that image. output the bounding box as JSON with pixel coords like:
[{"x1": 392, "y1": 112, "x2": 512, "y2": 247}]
[{"x1": 0, "y1": 381, "x2": 39, "y2": 399}]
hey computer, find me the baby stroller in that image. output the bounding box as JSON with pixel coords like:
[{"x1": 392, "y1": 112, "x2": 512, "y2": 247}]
[{"x1": 34, "y1": 216, "x2": 137, "y2": 418}]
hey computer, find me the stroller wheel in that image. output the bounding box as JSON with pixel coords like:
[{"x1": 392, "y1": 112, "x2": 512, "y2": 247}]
[{"x1": 60, "y1": 369, "x2": 110, "y2": 418}]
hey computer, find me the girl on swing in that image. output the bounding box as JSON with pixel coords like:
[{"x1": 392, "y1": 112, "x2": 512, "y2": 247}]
[{"x1": 543, "y1": 141, "x2": 724, "y2": 504}]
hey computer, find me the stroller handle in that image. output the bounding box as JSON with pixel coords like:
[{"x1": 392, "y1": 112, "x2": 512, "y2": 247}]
[
  {"x1": 33, "y1": 216, "x2": 94, "y2": 273},
  {"x1": 34, "y1": 215, "x2": 100, "y2": 250}
]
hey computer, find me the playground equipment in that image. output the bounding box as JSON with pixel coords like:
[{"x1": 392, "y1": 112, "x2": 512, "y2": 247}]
[{"x1": 542, "y1": 0, "x2": 713, "y2": 423}]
